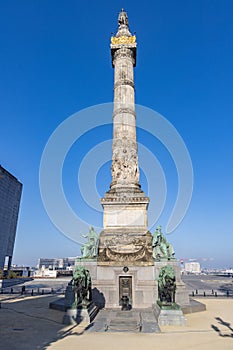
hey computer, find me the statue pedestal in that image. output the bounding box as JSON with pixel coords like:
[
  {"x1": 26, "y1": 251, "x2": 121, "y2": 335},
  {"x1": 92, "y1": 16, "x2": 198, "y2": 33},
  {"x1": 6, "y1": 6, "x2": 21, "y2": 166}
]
[
  {"x1": 153, "y1": 302, "x2": 186, "y2": 326},
  {"x1": 74, "y1": 259, "x2": 190, "y2": 309},
  {"x1": 63, "y1": 302, "x2": 99, "y2": 325}
]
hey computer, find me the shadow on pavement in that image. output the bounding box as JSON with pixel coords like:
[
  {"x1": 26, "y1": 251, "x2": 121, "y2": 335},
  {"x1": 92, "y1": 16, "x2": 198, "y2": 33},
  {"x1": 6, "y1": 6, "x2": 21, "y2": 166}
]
[
  {"x1": 0, "y1": 294, "x2": 91, "y2": 350},
  {"x1": 211, "y1": 317, "x2": 233, "y2": 338},
  {"x1": 44, "y1": 322, "x2": 94, "y2": 349}
]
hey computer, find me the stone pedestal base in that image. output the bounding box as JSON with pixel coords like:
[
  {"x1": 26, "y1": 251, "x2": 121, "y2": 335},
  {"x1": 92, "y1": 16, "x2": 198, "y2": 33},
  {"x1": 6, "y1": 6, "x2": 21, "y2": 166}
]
[
  {"x1": 95, "y1": 264, "x2": 156, "y2": 308},
  {"x1": 99, "y1": 191, "x2": 152, "y2": 266},
  {"x1": 154, "y1": 303, "x2": 186, "y2": 326},
  {"x1": 76, "y1": 259, "x2": 190, "y2": 309},
  {"x1": 63, "y1": 302, "x2": 98, "y2": 325}
]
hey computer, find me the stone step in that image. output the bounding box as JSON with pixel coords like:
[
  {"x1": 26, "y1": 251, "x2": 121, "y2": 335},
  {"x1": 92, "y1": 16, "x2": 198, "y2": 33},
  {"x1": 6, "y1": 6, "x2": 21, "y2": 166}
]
[
  {"x1": 89, "y1": 308, "x2": 161, "y2": 333},
  {"x1": 107, "y1": 310, "x2": 141, "y2": 332},
  {"x1": 108, "y1": 319, "x2": 140, "y2": 332}
]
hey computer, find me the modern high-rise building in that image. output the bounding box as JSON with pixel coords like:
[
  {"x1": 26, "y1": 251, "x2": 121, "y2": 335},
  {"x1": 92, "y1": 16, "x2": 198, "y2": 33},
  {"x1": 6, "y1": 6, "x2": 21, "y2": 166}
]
[{"x1": 0, "y1": 165, "x2": 22, "y2": 271}]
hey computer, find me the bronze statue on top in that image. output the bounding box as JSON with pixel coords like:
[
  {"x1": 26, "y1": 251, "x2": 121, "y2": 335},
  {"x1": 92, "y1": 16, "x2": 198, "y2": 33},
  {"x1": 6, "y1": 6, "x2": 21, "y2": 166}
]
[
  {"x1": 80, "y1": 226, "x2": 99, "y2": 259},
  {"x1": 118, "y1": 8, "x2": 128, "y2": 26},
  {"x1": 152, "y1": 226, "x2": 175, "y2": 261}
]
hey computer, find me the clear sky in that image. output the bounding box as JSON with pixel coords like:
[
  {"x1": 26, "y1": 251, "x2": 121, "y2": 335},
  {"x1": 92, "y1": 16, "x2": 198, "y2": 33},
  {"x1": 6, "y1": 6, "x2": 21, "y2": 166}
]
[{"x1": 1, "y1": 1, "x2": 232, "y2": 269}]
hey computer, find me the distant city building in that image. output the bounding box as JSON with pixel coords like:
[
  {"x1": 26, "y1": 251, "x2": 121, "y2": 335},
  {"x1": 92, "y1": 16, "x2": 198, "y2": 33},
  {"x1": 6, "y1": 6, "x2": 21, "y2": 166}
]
[
  {"x1": 37, "y1": 257, "x2": 76, "y2": 270},
  {"x1": 0, "y1": 165, "x2": 22, "y2": 271},
  {"x1": 11, "y1": 265, "x2": 32, "y2": 277},
  {"x1": 34, "y1": 267, "x2": 58, "y2": 278},
  {"x1": 35, "y1": 257, "x2": 75, "y2": 278},
  {"x1": 185, "y1": 261, "x2": 201, "y2": 274}
]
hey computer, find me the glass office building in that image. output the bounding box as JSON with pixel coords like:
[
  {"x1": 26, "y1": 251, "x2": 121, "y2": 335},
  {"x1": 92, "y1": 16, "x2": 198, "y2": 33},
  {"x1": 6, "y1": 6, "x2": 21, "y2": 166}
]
[{"x1": 0, "y1": 165, "x2": 22, "y2": 270}]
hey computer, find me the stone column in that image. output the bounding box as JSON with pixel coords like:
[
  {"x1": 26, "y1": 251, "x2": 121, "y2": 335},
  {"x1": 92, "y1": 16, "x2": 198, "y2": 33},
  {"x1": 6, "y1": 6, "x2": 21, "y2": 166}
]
[
  {"x1": 98, "y1": 10, "x2": 152, "y2": 266},
  {"x1": 110, "y1": 10, "x2": 140, "y2": 192}
]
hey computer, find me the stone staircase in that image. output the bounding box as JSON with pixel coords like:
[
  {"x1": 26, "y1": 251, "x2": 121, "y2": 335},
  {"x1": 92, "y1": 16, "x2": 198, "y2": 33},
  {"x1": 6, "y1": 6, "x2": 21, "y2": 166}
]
[
  {"x1": 107, "y1": 310, "x2": 141, "y2": 332},
  {"x1": 89, "y1": 308, "x2": 160, "y2": 333}
]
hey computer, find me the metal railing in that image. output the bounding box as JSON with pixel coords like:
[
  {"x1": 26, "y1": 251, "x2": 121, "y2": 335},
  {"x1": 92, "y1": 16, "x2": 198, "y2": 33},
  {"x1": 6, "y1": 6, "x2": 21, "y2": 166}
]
[{"x1": 190, "y1": 289, "x2": 233, "y2": 298}]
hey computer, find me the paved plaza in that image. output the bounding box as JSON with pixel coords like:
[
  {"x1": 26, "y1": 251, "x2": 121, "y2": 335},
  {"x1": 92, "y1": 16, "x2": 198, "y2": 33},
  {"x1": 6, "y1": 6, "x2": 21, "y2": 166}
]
[{"x1": 0, "y1": 284, "x2": 233, "y2": 350}]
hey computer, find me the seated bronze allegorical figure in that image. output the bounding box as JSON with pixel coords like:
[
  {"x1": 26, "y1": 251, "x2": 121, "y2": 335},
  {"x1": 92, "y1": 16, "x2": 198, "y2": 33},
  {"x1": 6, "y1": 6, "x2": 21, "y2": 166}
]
[
  {"x1": 152, "y1": 226, "x2": 175, "y2": 261},
  {"x1": 80, "y1": 226, "x2": 99, "y2": 259}
]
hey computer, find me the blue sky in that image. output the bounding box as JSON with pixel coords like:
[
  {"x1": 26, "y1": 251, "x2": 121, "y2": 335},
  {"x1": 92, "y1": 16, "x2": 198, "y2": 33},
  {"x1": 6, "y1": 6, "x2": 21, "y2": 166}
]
[{"x1": 0, "y1": 1, "x2": 232, "y2": 268}]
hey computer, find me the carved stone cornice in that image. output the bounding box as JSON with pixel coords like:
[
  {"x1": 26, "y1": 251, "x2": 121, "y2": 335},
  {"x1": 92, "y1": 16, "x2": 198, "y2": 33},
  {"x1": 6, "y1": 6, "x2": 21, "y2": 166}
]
[
  {"x1": 114, "y1": 79, "x2": 134, "y2": 89},
  {"x1": 101, "y1": 196, "x2": 149, "y2": 203},
  {"x1": 112, "y1": 107, "x2": 136, "y2": 118}
]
